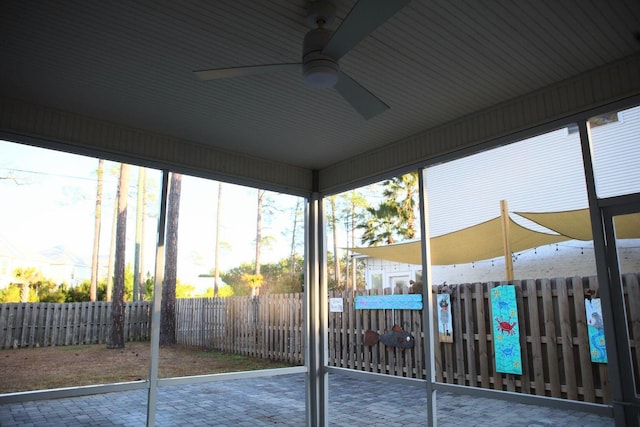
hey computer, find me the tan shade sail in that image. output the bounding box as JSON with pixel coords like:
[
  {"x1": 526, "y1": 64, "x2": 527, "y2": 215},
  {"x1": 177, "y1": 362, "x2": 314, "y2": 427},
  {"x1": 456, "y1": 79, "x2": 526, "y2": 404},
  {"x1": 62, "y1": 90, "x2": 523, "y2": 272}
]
[
  {"x1": 350, "y1": 217, "x2": 569, "y2": 266},
  {"x1": 516, "y1": 209, "x2": 640, "y2": 240}
]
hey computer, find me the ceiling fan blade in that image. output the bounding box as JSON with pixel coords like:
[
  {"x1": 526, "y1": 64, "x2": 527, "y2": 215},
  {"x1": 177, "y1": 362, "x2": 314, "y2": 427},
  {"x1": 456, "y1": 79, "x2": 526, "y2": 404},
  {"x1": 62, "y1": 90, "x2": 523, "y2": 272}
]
[
  {"x1": 334, "y1": 70, "x2": 389, "y2": 120},
  {"x1": 194, "y1": 63, "x2": 301, "y2": 81},
  {"x1": 322, "y1": 0, "x2": 410, "y2": 60}
]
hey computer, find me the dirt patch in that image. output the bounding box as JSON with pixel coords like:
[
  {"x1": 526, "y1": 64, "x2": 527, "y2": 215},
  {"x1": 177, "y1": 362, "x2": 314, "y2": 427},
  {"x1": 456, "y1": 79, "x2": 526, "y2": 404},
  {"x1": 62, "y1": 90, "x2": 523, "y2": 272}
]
[{"x1": 0, "y1": 342, "x2": 293, "y2": 393}]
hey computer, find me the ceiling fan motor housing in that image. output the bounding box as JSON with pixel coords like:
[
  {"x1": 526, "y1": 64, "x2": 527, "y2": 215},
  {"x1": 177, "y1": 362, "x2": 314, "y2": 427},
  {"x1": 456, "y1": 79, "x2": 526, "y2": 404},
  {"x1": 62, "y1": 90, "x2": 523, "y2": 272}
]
[{"x1": 302, "y1": 27, "x2": 338, "y2": 88}]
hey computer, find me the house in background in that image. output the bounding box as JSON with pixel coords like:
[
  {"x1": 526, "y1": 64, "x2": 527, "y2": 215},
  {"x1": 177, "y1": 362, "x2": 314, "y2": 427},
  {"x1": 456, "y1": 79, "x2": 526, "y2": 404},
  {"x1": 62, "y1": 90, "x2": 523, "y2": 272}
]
[
  {"x1": 38, "y1": 245, "x2": 90, "y2": 286},
  {"x1": 0, "y1": 235, "x2": 43, "y2": 288},
  {"x1": 0, "y1": 235, "x2": 89, "y2": 288}
]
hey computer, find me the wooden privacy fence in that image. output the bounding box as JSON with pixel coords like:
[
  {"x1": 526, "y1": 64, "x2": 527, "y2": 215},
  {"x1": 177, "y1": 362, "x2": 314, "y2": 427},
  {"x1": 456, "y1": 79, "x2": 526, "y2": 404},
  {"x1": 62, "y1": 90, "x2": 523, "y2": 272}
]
[
  {"x1": 176, "y1": 293, "x2": 304, "y2": 365},
  {"x1": 0, "y1": 301, "x2": 151, "y2": 348},
  {"x1": 329, "y1": 273, "x2": 639, "y2": 405},
  {"x1": 175, "y1": 273, "x2": 639, "y2": 404}
]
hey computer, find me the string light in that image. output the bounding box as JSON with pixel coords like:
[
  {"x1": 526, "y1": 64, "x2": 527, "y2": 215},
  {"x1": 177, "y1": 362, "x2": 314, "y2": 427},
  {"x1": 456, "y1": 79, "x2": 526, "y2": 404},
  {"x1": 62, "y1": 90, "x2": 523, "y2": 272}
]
[{"x1": 360, "y1": 242, "x2": 635, "y2": 279}]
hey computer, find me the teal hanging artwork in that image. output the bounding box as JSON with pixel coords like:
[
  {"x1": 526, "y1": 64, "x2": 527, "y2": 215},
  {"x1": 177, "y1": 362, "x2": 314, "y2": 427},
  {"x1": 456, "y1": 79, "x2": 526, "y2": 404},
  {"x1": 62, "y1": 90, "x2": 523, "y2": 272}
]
[
  {"x1": 355, "y1": 294, "x2": 422, "y2": 310},
  {"x1": 490, "y1": 285, "x2": 522, "y2": 375},
  {"x1": 585, "y1": 298, "x2": 607, "y2": 363}
]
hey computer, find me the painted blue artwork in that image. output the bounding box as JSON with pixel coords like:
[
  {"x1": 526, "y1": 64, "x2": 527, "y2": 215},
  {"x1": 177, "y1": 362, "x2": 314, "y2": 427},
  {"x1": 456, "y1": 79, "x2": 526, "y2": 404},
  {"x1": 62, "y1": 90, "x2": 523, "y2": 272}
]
[
  {"x1": 490, "y1": 285, "x2": 522, "y2": 375},
  {"x1": 437, "y1": 294, "x2": 453, "y2": 343},
  {"x1": 585, "y1": 298, "x2": 607, "y2": 363},
  {"x1": 355, "y1": 294, "x2": 422, "y2": 310}
]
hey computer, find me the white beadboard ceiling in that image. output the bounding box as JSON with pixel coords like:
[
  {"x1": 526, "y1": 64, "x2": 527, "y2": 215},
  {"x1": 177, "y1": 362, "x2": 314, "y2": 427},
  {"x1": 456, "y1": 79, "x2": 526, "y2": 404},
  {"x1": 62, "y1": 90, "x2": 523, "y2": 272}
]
[{"x1": 1, "y1": 0, "x2": 639, "y2": 173}]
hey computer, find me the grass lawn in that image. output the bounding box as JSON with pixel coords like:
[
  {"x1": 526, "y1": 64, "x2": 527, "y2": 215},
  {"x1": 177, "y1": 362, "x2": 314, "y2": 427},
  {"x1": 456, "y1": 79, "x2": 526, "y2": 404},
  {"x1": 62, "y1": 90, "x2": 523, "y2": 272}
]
[{"x1": 0, "y1": 342, "x2": 294, "y2": 393}]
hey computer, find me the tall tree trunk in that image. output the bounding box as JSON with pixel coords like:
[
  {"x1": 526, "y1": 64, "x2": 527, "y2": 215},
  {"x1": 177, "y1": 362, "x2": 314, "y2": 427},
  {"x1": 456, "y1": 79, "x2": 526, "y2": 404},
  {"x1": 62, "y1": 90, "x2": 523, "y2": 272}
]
[
  {"x1": 351, "y1": 193, "x2": 357, "y2": 291},
  {"x1": 253, "y1": 189, "x2": 264, "y2": 297},
  {"x1": 106, "y1": 165, "x2": 121, "y2": 302},
  {"x1": 160, "y1": 172, "x2": 182, "y2": 345},
  {"x1": 20, "y1": 282, "x2": 29, "y2": 302},
  {"x1": 133, "y1": 167, "x2": 146, "y2": 301},
  {"x1": 108, "y1": 163, "x2": 129, "y2": 349},
  {"x1": 213, "y1": 182, "x2": 222, "y2": 298},
  {"x1": 290, "y1": 199, "x2": 301, "y2": 278},
  {"x1": 330, "y1": 195, "x2": 341, "y2": 289},
  {"x1": 345, "y1": 231, "x2": 349, "y2": 290},
  {"x1": 138, "y1": 171, "x2": 147, "y2": 301},
  {"x1": 90, "y1": 159, "x2": 104, "y2": 302}
]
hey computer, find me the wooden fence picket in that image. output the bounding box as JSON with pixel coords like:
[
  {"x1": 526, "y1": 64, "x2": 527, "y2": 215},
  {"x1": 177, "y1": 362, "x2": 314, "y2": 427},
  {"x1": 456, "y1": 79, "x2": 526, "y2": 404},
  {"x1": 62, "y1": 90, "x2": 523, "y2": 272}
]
[
  {"x1": 463, "y1": 284, "x2": 476, "y2": 387},
  {"x1": 556, "y1": 277, "x2": 577, "y2": 400},
  {"x1": 515, "y1": 281, "x2": 529, "y2": 394},
  {"x1": 540, "y1": 279, "x2": 558, "y2": 397},
  {"x1": 475, "y1": 282, "x2": 490, "y2": 388},
  {"x1": 20, "y1": 303, "x2": 30, "y2": 347},
  {"x1": 525, "y1": 279, "x2": 545, "y2": 396}
]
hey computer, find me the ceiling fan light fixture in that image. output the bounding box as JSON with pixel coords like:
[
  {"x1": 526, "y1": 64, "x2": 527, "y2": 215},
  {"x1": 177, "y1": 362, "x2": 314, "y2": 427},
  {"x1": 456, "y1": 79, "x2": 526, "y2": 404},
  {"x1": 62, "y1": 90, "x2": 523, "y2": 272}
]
[{"x1": 303, "y1": 58, "x2": 338, "y2": 88}]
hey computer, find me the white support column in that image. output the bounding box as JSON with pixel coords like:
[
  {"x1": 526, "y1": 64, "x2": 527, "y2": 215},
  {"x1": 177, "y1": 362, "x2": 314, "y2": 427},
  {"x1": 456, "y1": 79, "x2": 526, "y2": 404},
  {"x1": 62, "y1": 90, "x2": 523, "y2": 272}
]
[
  {"x1": 146, "y1": 171, "x2": 169, "y2": 427},
  {"x1": 305, "y1": 191, "x2": 328, "y2": 426}
]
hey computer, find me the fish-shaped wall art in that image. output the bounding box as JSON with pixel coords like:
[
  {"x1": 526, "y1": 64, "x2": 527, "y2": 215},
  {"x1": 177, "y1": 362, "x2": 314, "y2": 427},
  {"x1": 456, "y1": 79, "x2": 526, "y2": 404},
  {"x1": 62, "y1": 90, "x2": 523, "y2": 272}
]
[{"x1": 364, "y1": 325, "x2": 415, "y2": 351}]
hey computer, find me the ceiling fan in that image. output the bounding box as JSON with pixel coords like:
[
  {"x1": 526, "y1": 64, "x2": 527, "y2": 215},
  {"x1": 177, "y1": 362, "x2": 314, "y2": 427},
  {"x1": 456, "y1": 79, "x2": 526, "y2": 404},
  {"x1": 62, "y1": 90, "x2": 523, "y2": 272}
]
[{"x1": 193, "y1": 0, "x2": 410, "y2": 120}]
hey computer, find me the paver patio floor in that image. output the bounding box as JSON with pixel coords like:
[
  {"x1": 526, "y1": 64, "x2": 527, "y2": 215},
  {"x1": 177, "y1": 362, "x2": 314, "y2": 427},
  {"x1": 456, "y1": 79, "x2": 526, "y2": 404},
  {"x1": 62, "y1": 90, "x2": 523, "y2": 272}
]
[{"x1": 0, "y1": 374, "x2": 614, "y2": 426}]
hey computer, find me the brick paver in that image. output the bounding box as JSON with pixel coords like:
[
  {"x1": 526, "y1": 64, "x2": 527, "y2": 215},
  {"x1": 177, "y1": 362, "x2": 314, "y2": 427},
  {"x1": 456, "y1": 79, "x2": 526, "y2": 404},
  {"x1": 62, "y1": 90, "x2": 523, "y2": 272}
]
[{"x1": 0, "y1": 374, "x2": 614, "y2": 426}]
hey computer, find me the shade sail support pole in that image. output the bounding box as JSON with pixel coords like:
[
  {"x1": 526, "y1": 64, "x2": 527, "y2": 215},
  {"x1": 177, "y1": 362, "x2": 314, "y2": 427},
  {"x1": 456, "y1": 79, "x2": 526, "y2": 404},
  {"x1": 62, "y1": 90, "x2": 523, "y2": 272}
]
[{"x1": 500, "y1": 200, "x2": 514, "y2": 281}]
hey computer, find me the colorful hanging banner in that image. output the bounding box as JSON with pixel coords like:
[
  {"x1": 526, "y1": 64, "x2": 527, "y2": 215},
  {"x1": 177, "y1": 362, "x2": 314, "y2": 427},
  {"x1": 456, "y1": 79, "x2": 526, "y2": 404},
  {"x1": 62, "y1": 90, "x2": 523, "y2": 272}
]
[
  {"x1": 355, "y1": 294, "x2": 423, "y2": 310},
  {"x1": 585, "y1": 298, "x2": 608, "y2": 363},
  {"x1": 490, "y1": 285, "x2": 522, "y2": 375},
  {"x1": 437, "y1": 294, "x2": 453, "y2": 343}
]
